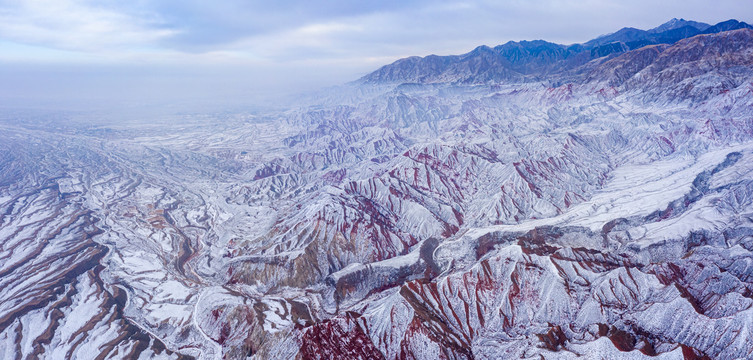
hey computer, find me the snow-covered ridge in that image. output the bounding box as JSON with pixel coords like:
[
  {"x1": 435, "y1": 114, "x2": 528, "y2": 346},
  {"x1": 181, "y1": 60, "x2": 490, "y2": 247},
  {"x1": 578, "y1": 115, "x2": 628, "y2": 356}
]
[{"x1": 1, "y1": 21, "x2": 753, "y2": 359}]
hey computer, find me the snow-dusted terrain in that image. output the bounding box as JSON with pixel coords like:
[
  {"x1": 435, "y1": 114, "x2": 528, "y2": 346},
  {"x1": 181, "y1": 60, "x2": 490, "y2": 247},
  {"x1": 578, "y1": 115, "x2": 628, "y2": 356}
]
[{"x1": 2, "y1": 19, "x2": 753, "y2": 359}]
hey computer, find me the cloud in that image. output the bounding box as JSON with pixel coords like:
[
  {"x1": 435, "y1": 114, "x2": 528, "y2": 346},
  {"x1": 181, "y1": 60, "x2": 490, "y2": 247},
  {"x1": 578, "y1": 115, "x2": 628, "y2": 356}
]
[
  {"x1": 0, "y1": 0, "x2": 175, "y2": 52},
  {"x1": 126, "y1": 0, "x2": 435, "y2": 51},
  {"x1": 1, "y1": 0, "x2": 750, "y2": 62}
]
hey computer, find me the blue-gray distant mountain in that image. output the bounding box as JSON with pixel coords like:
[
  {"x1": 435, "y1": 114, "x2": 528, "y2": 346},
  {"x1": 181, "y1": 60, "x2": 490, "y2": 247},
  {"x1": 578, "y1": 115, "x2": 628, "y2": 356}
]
[
  {"x1": 646, "y1": 17, "x2": 710, "y2": 33},
  {"x1": 702, "y1": 19, "x2": 753, "y2": 33},
  {"x1": 360, "y1": 18, "x2": 752, "y2": 84}
]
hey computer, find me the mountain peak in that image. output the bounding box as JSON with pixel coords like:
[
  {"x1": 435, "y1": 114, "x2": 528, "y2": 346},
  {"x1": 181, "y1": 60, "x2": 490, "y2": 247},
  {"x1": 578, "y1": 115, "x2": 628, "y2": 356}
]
[
  {"x1": 648, "y1": 18, "x2": 711, "y2": 33},
  {"x1": 702, "y1": 19, "x2": 753, "y2": 34}
]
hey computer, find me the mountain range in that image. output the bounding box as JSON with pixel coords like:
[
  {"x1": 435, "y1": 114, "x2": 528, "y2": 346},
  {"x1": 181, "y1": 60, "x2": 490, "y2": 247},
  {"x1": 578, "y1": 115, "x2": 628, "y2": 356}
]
[
  {"x1": 2, "y1": 18, "x2": 753, "y2": 360},
  {"x1": 360, "y1": 18, "x2": 752, "y2": 85}
]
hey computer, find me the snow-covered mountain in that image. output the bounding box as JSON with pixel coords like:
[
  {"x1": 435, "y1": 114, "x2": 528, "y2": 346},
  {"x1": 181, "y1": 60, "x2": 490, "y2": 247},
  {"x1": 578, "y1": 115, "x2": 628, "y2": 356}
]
[
  {"x1": 360, "y1": 19, "x2": 752, "y2": 85},
  {"x1": 2, "y1": 19, "x2": 753, "y2": 359}
]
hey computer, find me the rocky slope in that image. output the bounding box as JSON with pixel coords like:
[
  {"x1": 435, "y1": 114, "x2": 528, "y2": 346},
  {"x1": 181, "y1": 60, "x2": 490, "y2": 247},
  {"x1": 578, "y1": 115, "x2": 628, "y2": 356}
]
[{"x1": 1, "y1": 19, "x2": 753, "y2": 359}]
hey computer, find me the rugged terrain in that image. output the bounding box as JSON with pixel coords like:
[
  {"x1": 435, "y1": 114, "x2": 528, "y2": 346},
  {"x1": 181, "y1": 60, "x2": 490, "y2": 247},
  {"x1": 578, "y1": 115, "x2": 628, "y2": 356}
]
[{"x1": 2, "y1": 19, "x2": 753, "y2": 359}]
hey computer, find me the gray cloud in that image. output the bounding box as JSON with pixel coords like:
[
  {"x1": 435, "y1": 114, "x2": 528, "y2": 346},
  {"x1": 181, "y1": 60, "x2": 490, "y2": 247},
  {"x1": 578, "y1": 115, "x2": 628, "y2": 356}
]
[
  {"x1": 101, "y1": 0, "x2": 436, "y2": 50},
  {"x1": 1, "y1": 0, "x2": 750, "y2": 61}
]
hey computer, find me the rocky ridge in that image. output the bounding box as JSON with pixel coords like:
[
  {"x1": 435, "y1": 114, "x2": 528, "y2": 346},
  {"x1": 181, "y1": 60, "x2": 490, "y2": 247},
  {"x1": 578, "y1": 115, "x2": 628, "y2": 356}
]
[{"x1": 1, "y1": 19, "x2": 753, "y2": 359}]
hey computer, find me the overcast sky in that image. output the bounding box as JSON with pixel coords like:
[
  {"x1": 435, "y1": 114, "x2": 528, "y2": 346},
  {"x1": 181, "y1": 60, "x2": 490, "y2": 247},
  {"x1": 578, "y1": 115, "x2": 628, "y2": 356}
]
[{"x1": 0, "y1": 0, "x2": 750, "y2": 112}]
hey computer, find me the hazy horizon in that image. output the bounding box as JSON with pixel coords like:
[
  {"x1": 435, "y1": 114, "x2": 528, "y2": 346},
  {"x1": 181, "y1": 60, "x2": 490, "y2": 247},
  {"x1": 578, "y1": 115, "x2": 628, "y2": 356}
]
[{"x1": 1, "y1": 0, "x2": 751, "y2": 113}]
